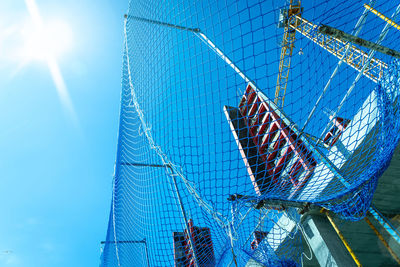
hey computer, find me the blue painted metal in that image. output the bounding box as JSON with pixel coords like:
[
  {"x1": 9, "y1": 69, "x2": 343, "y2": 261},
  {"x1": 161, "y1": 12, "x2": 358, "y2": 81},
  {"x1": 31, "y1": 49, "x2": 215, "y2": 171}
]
[{"x1": 369, "y1": 206, "x2": 400, "y2": 244}]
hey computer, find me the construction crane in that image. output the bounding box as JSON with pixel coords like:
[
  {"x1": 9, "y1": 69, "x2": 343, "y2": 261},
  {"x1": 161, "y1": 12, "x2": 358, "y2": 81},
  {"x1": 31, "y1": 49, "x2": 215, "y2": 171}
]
[
  {"x1": 291, "y1": 15, "x2": 391, "y2": 83},
  {"x1": 274, "y1": 2, "x2": 400, "y2": 107},
  {"x1": 274, "y1": 0, "x2": 302, "y2": 108}
]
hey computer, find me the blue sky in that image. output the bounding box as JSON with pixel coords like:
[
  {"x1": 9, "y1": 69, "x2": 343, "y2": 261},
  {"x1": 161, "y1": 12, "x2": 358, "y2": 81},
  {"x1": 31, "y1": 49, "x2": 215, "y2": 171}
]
[
  {"x1": 0, "y1": 0, "x2": 127, "y2": 266},
  {"x1": 1, "y1": 0, "x2": 399, "y2": 266}
]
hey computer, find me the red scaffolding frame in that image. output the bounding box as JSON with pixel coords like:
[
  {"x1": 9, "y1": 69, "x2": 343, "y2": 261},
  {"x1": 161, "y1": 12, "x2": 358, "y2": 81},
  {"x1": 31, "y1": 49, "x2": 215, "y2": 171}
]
[{"x1": 225, "y1": 83, "x2": 317, "y2": 198}]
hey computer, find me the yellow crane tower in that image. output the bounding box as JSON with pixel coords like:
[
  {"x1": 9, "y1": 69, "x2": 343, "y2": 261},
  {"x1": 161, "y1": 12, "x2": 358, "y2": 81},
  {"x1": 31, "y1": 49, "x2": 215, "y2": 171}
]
[{"x1": 274, "y1": 0, "x2": 302, "y2": 108}]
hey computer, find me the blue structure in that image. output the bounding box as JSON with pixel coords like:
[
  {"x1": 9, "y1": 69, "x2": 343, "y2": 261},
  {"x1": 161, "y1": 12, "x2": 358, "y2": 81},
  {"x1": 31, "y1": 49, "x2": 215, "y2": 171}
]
[{"x1": 100, "y1": 1, "x2": 400, "y2": 266}]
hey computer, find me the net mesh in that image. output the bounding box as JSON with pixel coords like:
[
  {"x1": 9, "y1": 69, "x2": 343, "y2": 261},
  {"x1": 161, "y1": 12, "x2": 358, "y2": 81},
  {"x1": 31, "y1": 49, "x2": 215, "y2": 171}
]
[{"x1": 100, "y1": 0, "x2": 400, "y2": 266}]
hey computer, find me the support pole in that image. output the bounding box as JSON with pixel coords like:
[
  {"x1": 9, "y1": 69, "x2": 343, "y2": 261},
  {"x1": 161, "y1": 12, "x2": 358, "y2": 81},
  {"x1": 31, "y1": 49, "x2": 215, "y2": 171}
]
[
  {"x1": 144, "y1": 238, "x2": 150, "y2": 267},
  {"x1": 101, "y1": 240, "x2": 146, "y2": 244},
  {"x1": 168, "y1": 168, "x2": 200, "y2": 267},
  {"x1": 194, "y1": 32, "x2": 253, "y2": 86},
  {"x1": 121, "y1": 163, "x2": 200, "y2": 267},
  {"x1": 120, "y1": 162, "x2": 169, "y2": 168},
  {"x1": 124, "y1": 14, "x2": 255, "y2": 92},
  {"x1": 125, "y1": 14, "x2": 200, "y2": 32}
]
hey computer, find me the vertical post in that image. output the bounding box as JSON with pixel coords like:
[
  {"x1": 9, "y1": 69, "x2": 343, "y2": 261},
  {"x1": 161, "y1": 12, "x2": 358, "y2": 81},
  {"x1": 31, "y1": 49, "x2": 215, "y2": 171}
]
[
  {"x1": 119, "y1": 163, "x2": 200, "y2": 266},
  {"x1": 168, "y1": 166, "x2": 200, "y2": 267},
  {"x1": 143, "y1": 238, "x2": 150, "y2": 267}
]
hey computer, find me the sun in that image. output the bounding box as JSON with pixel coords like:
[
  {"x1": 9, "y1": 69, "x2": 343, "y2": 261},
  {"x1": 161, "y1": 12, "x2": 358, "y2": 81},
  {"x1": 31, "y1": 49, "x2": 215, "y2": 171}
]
[
  {"x1": 21, "y1": 19, "x2": 73, "y2": 62},
  {"x1": 18, "y1": 0, "x2": 76, "y2": 121}
]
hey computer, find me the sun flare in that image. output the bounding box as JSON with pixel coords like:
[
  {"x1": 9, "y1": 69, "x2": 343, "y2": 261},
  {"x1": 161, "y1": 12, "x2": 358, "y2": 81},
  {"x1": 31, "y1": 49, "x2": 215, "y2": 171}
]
[
  {"x1": 20, "y1": 0, "x2": 77, "y2": 122},
  {"x1": 21, "y1": 20, "x2": 73, "y2": 61}
]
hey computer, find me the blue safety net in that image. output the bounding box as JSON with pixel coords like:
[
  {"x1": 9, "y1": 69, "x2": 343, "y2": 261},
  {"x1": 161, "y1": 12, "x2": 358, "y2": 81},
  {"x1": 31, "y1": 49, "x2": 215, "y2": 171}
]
[{"x1": 100, "y1": 0, "x2": 400, "y2": 266}]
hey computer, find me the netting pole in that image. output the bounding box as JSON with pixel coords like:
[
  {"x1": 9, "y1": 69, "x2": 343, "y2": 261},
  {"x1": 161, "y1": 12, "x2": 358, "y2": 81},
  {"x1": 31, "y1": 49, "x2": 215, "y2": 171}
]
[
  {"x1": 125, "y1": 14, "x2": 255, "y2": 92},
  {"x1": 124, "y1": 14, "x2": 200, "y2": 32},
  {"x1": 167, "y1": 166, "x2": 200, "y2": 267},
  {"x1": 228, "y1": 202, "x2": 239, "y2": 267},
  {"x1": 228, "y1": 227, "x2": 238, "y2": 267},
  {"x1": 144, "y1": 238, "x2": 150, "y2": 267},
  {"x1": 111, "y1": 175, "x2": 121, "y2": 267},
  {"x1": 194, "y1": 32, "x2": 252, "y2": 86},
  {"x1": 119, "y1": 163, "x2": 200, "y2": 266}
]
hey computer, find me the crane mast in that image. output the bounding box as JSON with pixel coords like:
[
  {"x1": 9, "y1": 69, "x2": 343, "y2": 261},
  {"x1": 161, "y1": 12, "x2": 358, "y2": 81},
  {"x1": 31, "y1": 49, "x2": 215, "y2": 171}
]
[{"x1": 274, "y1": 0, "x2": 302, "y2": 108}]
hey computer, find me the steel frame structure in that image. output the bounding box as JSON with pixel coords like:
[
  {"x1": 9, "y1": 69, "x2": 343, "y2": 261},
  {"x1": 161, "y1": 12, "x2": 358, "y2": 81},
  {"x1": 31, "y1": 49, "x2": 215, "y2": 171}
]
[
  {"x1": 290, "y1": 15, "x2": 388, "y2": 83},
  {"x1": 275, "y1": 0, "x2": 302, "y2": 107}
]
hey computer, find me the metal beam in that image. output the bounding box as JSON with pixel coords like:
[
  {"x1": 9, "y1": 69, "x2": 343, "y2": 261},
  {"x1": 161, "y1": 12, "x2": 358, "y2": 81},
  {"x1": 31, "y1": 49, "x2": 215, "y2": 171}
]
[
  {"x1": 101, "y1": 240, "x2": 146, "y2": 244},
  {"x1": 364, "y1": 216, "x2": 400, "y2": 265},
  {"x1": 364, "y1": 4, "x2": 400, "y2": 31},
  {"x1": 125, "y1": 14, "x2": 254, "y2": 89},
  {"x1": 369, "y1": 206, "x2": 400, "y2": 243},
  {"x1": 291, "y1": 15, "x2": 387, "y2": 83},
  {"x1": 319, "y1": 24, "x2": 400, "y2": 59},
  {"x1": 124, "y1": 14, "x2": 200, "y2": 32},
  {"x1": 120, "y1": 162, "x2": 170, "y2": 168}
]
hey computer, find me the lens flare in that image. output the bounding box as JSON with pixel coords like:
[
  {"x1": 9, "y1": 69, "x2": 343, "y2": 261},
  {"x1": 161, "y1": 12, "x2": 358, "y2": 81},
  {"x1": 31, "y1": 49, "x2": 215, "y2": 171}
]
[{"x1": 21, "y1": 20, "x2": 73, "y2": 61}]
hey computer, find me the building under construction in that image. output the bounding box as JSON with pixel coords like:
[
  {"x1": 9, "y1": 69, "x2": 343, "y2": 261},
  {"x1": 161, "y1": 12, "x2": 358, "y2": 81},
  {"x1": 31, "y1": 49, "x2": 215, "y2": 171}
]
[{"x1": 100, "y1": 1, "x2": 400, "y2": 266}]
